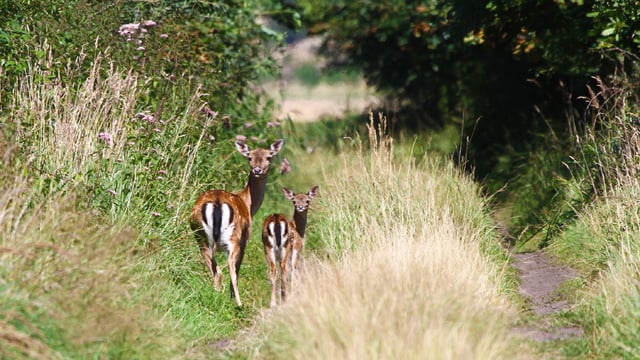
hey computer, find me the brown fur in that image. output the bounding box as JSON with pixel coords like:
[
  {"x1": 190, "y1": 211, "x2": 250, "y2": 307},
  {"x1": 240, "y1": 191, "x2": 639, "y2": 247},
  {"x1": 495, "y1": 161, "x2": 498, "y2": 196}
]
[
  {"x1": 261, "y1": 185, "x2": 319, "y2": 307},
  {"x1": 190, "y1": 139, "x2": 283, "y2": 306}
]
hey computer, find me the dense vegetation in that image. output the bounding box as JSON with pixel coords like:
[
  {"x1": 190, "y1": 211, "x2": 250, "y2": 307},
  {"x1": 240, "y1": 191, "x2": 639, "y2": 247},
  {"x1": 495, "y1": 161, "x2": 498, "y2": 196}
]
[
  {"x1": 294, "y1": 0, "x2": 640, "y2": 180},
  {"x1": 3, "y1": 0, "x2": 640, "y2": 358}
]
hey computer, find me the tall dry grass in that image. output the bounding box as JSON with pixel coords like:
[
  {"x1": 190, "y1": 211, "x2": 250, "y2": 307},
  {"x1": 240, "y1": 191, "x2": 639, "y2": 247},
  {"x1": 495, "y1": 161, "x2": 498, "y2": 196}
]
[
  {"x1": 545, "y1": 72, "x2": 640, "y2": 358},
  {"x1": 0, "y1": 53, "x2": 184, "y2": 358},
  {"x1": 236, "y1": 114, "x2": 530, "y2": 359},
  {"x1": 10, "y1": 54, "x2": 138, "y2": 175}
]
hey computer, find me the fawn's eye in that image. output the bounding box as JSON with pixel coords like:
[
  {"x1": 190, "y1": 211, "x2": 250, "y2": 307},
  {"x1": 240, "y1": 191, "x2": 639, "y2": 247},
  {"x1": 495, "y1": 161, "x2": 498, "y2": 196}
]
[
  {"x1": 247, "y1": 157, "x2": 252, "y2": 161},
  {"x1": 266, "y1": 156, "x2": 272, "y2": 161}
]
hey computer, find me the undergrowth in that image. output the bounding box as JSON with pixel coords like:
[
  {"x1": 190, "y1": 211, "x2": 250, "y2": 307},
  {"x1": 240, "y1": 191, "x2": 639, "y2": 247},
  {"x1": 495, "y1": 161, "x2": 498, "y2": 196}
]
[
  {"x1": 230, "y1": 114, "x2": 531, "y2": 359},
  {"x1": 502, "y1": 63, "x2": 640, "y2": 358}
]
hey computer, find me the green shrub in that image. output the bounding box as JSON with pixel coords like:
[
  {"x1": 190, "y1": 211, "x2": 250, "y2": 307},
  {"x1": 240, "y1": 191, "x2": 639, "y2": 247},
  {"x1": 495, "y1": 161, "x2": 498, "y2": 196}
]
[{"x1": 293, "y1": 62, "x2": 321, "y2": 88}]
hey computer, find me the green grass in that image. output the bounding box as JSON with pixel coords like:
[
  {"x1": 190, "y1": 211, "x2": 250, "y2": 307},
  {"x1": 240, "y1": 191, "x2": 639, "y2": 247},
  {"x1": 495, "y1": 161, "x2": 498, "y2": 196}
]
[
  {"x1": 0, "y1": 52, "x2": 297, "y2": 357},
  {"x1": 9, "y1": 30, "x2": 640, "y2": 360},
  {"x1": 229, "y1": 114, "x2": 532, "y2": 359},
  {"x1": 497, "y1": 73, "x2": 640, "y2": 358}
]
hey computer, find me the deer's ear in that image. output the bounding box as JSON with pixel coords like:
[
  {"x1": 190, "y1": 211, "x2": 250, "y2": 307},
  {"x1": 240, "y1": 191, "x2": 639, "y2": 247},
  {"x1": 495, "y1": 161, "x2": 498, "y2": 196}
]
[
  {"x1": 235, "y1": 141, "x2": 251, "y2": 157},
  {"x1": 270, "y1": 139, "x2": 284, "y2": 155},
  {"x1": 308, "y1": 185, "x2": 319, "y2": 199},
  {"x1": 282, "y1": 187, "x2": 295, "y2": 201}
]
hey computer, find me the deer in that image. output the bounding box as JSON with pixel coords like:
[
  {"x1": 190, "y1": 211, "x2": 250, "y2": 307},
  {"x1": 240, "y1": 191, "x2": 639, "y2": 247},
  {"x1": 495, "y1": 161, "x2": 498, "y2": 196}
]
[
  {"x1": 261, "y1": 185, "x2": 319, "y2": 307},
  {"x1": 190, "y1": 139, "x2": 283, "y2": 307}
]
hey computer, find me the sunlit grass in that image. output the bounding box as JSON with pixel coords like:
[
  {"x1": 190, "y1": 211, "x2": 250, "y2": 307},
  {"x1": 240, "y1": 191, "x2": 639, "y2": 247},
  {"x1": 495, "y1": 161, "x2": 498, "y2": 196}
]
[
  {"x1": 540, "y1": 74, "x2": 640, "y2": 358},
  {"x1": 233, "y1": 114, "x2": 531, "y2": 359}
]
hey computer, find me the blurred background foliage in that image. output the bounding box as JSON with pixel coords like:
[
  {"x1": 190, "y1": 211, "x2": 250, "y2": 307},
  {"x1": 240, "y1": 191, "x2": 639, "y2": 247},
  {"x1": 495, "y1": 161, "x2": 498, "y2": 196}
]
[{"x1": 285, "y1": 0, "x2": 640, "y2": 184}]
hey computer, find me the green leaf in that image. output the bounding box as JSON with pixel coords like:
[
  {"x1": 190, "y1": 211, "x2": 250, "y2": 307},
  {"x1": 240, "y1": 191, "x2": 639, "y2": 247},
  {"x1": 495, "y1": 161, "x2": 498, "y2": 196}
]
[{"x1": 601, "y1": 27, "x2": 616, "y2": 36}]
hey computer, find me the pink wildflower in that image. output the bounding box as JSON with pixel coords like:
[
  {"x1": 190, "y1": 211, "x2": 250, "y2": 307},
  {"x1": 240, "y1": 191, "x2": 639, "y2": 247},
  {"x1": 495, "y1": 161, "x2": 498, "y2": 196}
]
[
  {"x1": 202, "y1": 106, "x2": 218, "y2": 118},
  {"x1": 235, "y1": 134, "x2": 247, "y2": 143},
  {"x1": 158, "y1": 169, "x2": 168, "y2": 175},
  {"x1": 280, "y1": 158, "x2": 291, "y2": 175},
  {"x1": 160, "y1": 33, "x2": 169, "y2": 39},
  {"x1": 135, "y1": 112, "x2": 156, "y2": 122},
  {"x1": 98, "y1": 132, "x2": 112, "y2": 145},
  {"x1": 151, "y1": 211, "x2": 161, "y2": 217},
  {"x1": 244, "y1": 122, "x2": 253, "y2": 128},
  {"x1": 107, "y1": 189, "x2": 118, "y2": 196},
  {"x1": 118, "y1": 23, "x2": 139, "y2": 39},
  {"x1": 266, "y1": 121, "x2": 281, "y2": 128}
]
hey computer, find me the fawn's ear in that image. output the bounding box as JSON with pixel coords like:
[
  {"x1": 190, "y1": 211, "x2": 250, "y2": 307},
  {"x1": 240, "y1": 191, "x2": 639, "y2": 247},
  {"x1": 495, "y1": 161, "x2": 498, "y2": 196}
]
[
  {"x1": 270, "y1": 139, "x2": 284, "y2": 156},
  {"x1": 282, "y1": 187, "x2": 295, "y2": 201},
  {"x1": 235, "y1": 141, "x2": 251, "y2": 158},
  {"x1": 308, "y1": 185, "x2": 319, "y2": 199}
]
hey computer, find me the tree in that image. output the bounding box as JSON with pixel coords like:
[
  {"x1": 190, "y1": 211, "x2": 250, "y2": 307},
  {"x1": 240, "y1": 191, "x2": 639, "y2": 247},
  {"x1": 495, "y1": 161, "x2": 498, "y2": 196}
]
[{"x1": 297, "y1": 0, "x2": 640, "y2": 177}]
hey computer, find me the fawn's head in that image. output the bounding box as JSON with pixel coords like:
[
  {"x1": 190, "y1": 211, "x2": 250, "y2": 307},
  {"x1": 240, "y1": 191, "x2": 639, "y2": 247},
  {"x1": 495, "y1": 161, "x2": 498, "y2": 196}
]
[
  {"x1": 283, "y1": 185, "x2": 319, "y2": 213},
  {"x1": 235, "y1": 139, "x2": 283, "y2": 178}
]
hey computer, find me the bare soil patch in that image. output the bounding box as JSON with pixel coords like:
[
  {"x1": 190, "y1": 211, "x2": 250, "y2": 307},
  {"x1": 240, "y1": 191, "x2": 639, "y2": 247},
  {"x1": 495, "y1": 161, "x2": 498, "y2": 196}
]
[{"x1": 511, "y1": 251, "x2": 583, "y2": 341}]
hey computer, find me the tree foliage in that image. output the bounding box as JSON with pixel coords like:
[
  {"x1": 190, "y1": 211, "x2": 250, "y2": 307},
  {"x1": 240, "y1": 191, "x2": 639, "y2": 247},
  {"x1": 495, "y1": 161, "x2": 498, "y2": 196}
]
[
  {"x1": 0, "y1": 0, "x2": 282, "y2": 118},
  {"x1": 297, "y1": 0, "x2": 640, "y2": 177}
]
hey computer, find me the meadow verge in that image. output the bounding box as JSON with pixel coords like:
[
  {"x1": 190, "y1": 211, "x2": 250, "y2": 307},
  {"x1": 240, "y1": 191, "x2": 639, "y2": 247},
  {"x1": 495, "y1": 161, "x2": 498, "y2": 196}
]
[{"x1": 233, "y1": 114, "x2": 531, "y2": 359}]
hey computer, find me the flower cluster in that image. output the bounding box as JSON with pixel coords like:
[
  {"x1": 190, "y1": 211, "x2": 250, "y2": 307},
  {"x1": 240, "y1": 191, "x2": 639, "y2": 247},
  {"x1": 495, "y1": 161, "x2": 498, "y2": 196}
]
[
  {"x1": 118, "y1": 20, "x2": 167, "y2": 51},
  {"x1": 280, "y1": 158, "x2": 291, "y2": 175},
  {"x1": 98, "y1": 132, "x2": 112, "y2": 146},
  {"x1": 131, "y1": 111, "x2": 166, "y2": 136}
]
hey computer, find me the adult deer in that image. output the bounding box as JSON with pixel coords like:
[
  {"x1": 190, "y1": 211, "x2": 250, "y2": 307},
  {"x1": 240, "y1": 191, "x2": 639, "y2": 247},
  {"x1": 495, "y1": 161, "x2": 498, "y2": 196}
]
[
  {"x1": 190, "y1": 139, "x2": 283, "y2": 307},
  {"x1": 261, "y1": 185, "x2": 319, "y2": 307}
]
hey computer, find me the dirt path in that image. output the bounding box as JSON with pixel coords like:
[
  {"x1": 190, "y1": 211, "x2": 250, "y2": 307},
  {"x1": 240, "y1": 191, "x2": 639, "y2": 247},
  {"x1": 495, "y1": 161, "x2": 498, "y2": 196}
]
[
  {"x1": 511, "y1": 251, "x2": 583, "y2": 341},
  {"x1": 272, "y1": 35, "x2": 582, "y2": 344}
]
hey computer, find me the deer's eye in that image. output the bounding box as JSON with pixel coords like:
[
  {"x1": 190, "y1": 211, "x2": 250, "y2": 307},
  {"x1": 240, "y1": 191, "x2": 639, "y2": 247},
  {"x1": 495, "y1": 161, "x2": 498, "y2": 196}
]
[
  {"x1": 266, "y1": 156, "x2": 272, "y2": 161},
  {"x1": 247, "y1": 157, "x2": 252, "y2": 161}
]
